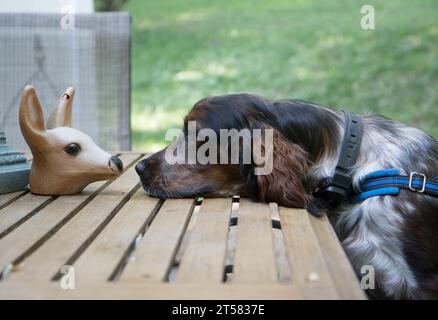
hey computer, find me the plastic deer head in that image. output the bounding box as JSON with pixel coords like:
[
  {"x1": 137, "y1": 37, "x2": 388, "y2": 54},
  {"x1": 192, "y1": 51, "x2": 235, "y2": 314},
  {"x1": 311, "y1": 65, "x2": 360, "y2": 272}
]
[{"x1": 19, "y1": 85, "x2": 123, "y2": 195}]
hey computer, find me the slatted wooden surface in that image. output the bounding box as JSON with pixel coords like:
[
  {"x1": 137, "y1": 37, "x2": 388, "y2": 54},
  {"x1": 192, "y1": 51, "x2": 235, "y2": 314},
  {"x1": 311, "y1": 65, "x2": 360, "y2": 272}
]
[{"x1": 0, "y1": 152, "x2": 365, "y2": 299}]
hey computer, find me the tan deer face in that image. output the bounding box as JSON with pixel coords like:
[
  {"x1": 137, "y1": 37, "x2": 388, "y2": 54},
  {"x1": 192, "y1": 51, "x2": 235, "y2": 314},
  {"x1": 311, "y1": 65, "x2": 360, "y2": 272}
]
[{"x1": 19, "y1": 85, "x2": 123, "y2": 195}]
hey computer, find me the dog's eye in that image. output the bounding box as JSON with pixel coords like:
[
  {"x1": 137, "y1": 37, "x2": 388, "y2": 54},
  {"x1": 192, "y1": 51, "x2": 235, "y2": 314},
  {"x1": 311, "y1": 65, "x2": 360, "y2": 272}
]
[{"x1": 65, "y1": 143, "x2": 81, "y2": 156}]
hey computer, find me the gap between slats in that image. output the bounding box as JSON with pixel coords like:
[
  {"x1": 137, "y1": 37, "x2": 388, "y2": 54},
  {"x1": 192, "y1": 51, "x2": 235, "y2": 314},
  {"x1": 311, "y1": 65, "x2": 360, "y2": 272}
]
[
  {"x1": 0, "y1": 190, "x2": 29, "y2": 211},
  {"x1": 0, "y1": 195, "x2": 57, "y2": 239},
  {"x1": 164, "y1": 197, "x2": 291, "y2": 286},
  {"x1": 52, "y1": 184, "x2": 142, "y2": 280},
  {"x1": 279, "y1": 207, "x2": 339, "y2": 299},
  {"x1": 108, "y1": 198, "x2": 164, "y2": 281},
  {"x1": 118, "y1": 198, "x2": 197, "y2": 282},
  {"x1": 1, "y1": 162, "x2": 362, "y2": 300},
  {"x1": 167, "y1": 198, "x2": 203, "y2": 282},
  {"x1": 175, "y1": 198, "x2": 233, "y2": 283},
  {"x1": 0, "y1": 153, "x2": 143, "y2": 281},
  {"x1": 0, "y1": 153, "x2": 123, "y2": 239}
]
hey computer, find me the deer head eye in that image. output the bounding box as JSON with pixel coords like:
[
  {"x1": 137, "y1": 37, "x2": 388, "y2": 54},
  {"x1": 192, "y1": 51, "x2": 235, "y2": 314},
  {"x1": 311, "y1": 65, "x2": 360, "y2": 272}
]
[{"x1": 65, "y1": 143, "x2": 81, "y2": 156}]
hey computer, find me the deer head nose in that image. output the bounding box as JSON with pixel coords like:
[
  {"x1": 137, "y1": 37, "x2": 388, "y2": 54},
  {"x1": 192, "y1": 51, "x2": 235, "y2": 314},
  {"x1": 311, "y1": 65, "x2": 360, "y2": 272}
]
[{"x1": 110, "y1": 156, "x2": 123, "y2": 172}]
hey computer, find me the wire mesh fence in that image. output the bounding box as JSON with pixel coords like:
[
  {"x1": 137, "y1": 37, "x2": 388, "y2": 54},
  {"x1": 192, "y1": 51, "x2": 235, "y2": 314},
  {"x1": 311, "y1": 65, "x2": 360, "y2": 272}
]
[{"x1": 0, "y1": 13, "x2": 131, "y2": 151}]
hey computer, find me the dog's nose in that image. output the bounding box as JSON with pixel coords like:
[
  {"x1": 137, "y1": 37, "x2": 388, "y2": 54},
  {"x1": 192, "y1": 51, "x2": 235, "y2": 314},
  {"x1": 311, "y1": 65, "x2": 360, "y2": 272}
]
[
  {"x1": 111, "y1": 156, "x2": 123, "y2": 172},
  {"x1": 135, "y1": 161, "x2": 146, "y2": 176}
]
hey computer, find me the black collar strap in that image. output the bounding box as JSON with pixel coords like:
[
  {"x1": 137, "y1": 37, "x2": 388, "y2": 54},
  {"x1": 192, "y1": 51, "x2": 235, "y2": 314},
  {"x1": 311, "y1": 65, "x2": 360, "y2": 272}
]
[{"x1": 313, "y1": 111, "x2": 364, "y2": 207}]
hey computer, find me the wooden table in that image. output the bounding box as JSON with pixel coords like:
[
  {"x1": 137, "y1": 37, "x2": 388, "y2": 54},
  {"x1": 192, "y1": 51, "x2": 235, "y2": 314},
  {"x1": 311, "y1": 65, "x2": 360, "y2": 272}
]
[{"x1": 0, "y1": 152, "x2": 365, "y2": 299}]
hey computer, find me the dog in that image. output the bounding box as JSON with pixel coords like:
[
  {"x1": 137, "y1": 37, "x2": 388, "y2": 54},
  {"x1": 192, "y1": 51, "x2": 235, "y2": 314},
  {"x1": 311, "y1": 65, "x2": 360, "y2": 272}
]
[{"x1": 135, "y1": 93, "x2": 438, "y2": 299}]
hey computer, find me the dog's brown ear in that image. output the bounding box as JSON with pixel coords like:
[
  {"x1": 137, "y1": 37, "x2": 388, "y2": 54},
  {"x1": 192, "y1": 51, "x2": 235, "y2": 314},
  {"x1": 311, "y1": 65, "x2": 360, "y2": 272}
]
[
  {"x1": 47, "y1": 86, "x2": 74, "y2": 129},
  {"x1": 19, "y1": 85, "x2": 47, "y2": 150},
  {"x1": 253, "y1": 128, "x2": 312, "y2": 209}
]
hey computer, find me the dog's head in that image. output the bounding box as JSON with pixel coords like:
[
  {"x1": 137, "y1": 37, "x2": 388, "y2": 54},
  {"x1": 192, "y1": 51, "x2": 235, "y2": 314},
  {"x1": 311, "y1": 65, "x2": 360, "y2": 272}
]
[
  {"x1": 19, "y1": 85, "x2": 123, "y2": 195},
  {"x1": 136, "y1": 93, "x2": 339, "y2": 212}
]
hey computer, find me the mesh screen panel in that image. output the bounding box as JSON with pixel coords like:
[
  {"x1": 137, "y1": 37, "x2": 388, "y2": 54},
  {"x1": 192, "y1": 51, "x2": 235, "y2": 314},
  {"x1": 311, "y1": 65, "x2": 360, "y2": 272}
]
[{"x1": 0, "y1": 13, "x2": 131, "y2": 151}]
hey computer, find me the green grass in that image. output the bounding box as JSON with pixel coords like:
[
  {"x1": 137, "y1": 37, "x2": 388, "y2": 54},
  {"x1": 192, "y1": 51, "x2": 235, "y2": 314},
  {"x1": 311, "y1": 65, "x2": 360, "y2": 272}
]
[{"x1": 123, "y1": 0, "x2": 438, "y2": 151}]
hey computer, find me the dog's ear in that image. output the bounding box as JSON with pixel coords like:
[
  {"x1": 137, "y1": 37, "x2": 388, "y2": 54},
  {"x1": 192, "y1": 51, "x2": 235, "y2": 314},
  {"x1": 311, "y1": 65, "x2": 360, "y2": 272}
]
[
  {"x1": 240, "y1": 125, "x2": 326, "y2": 216},
  {"x1": 240, "y1": 127, "x2": 325, "y2": 216},
  {"x1": 255, "y1": 128, "x2": 310, "y2": 207},
  {"x1": 47, "y1": 87, "x2": 75, "y2": 129}
]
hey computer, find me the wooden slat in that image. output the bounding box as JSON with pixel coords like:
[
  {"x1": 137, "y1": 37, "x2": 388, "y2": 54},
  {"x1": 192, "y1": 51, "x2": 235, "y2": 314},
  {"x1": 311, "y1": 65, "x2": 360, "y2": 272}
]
[
  {"x1": 120, "y1": 199, "x2": 195, "y2": 282},
  {"x1": 309, "y1": 214, "x2": 366, "y2": 299},
  {"x1": 0, "y1": 191, "x2": 26, "y2": 209},
  {"x1": 0, "y1": 154, "x2": 140, "y2": 273},
  {"x1": 7, "y1": 154, "x2": 142, "y2": 281},
  {"x1": 279, "y1": 207, "x2": 339, "y2": 299},
  {"x1": 0, "y1": 282, "x2": 300, "y2": 300},
  {"x1": 73, "y1": 189, "x2": 160, "y2": 282},
  {"x1": 232, "y1": 199, "x2": 277, "y2": 284},
  {"x1": 0, "y1": 193, "x2": 53, "y2": 236},
  {"x1": 269, "y1": 203, "x2": 291, "y2": 282},
  {"x1": 0, "y1": 151, "x2": 365, "y2": 299},
  {"x1": 177, "y1": 198, "x2": 232, "y2": 283}
]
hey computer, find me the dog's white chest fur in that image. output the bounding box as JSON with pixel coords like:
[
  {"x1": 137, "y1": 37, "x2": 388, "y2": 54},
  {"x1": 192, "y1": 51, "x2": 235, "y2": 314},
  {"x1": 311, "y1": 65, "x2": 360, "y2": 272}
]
[{"x1": 336, "y1": 199, "x2": 418, "y2": 298}]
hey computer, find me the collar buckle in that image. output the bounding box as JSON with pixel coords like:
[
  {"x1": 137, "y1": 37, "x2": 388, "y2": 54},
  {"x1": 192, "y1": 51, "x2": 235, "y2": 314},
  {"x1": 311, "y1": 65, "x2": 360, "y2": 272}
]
[{"x1": 408, "y1": 172, "x2": 426, "y2": 193}]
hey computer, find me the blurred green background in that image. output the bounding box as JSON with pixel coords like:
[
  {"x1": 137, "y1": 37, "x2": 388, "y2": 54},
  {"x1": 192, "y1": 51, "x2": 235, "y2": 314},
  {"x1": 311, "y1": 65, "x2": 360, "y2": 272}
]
[{"x1": 98, "y1": 0, "x2": 438, "y2": 151}]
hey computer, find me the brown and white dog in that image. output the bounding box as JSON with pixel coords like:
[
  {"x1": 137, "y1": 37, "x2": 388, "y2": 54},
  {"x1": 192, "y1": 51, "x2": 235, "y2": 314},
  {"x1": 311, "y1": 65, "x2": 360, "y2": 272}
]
[{"x1": 135, "y1": 93, "x2": 438, "y2": 299}]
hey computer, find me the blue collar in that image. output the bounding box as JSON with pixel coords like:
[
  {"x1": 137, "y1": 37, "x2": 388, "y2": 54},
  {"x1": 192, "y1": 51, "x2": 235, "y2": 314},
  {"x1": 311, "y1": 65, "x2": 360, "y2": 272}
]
[{"x1": 351, "y1": 168, "x2": 438, "y2": 202}]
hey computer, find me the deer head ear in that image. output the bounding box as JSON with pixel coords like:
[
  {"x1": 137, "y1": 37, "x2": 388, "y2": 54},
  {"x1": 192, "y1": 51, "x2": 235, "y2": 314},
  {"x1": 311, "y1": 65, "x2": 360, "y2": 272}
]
[
  {"x1": 19, "y1": 85, "x2": 47, "y2": 149},
  {"x1": 47, "y1": 86, "x2": 74, "y2": 129}
]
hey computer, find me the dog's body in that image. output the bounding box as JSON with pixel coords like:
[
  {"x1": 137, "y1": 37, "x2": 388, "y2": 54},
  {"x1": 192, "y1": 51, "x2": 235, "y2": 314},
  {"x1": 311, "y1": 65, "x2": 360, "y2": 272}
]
[
  {"x1": 315, "y1": 111, "x2": 438, "y2": 299},
  {"x1": 136, "y1": 93, "x2": 438, "y2": 299}
]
